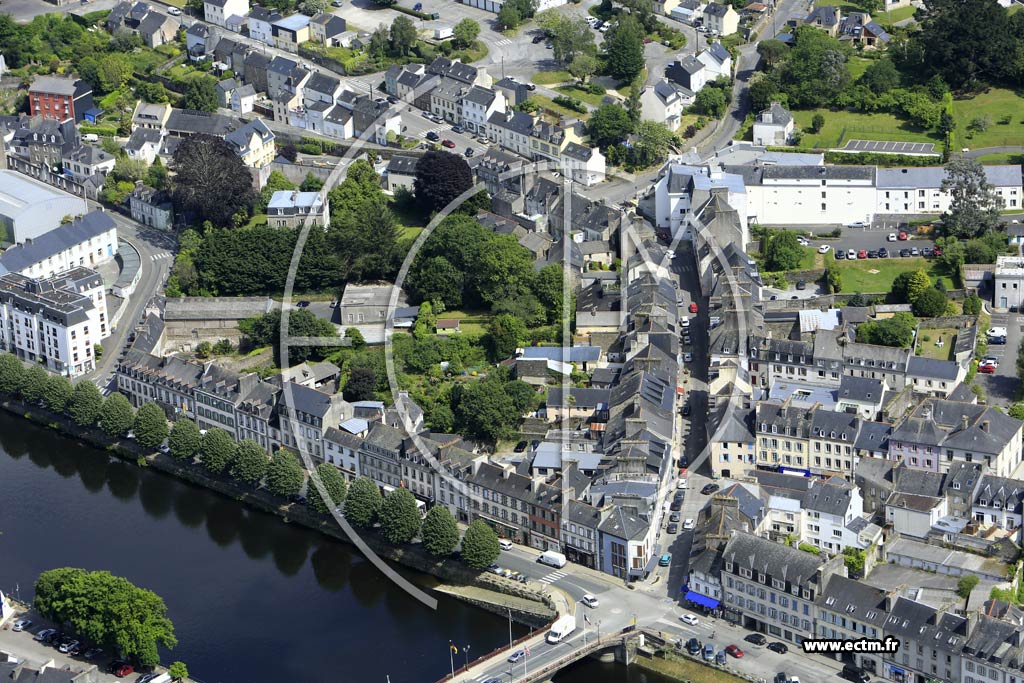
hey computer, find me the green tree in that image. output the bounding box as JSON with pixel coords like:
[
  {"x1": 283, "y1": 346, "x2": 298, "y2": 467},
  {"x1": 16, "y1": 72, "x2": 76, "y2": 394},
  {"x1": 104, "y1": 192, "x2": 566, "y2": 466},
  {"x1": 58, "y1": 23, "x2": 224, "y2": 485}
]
[
  {"x1": 487, "y1": 313, "x2": 527, "y2": 361},
  {"x1": 407, "y1": 256, "x2": 465, "y2": 308},
  {"x1": 19, "y1": 365, "x2": 48, "y2": 403},
  {"x1": 389, "y1": 15, "x2": 418, "y2": 58},
  {"x1": 345, "y1": 477, "x2": 383, "y2": 528},
  {"x1": 912, "y1": 287, "x2": 948, "y2": 317},
  {"x1": 69, "y1": 381, "x2": 104, "y2": 428},
  {"x1": 907, "y1": 0, "x2": 1012, "y2": 91},
  {"x1": 42, "y1": 374, "x2": 73, "y2": 413},
  {"x1": 474, "y1": 234, "x2": 537, "y2": 306},
  {"x1": 380, "y1": 487, "x2": 422, "y2": 544},
  {"x1": 168, "y1": 419, "x2": 202, "y2": 460},
  {"x1": 568, "y1": 54, "x2": 599, "y2": 83},
  {"x1": 941, "y1": 157, "x2": 1004, "y2": 239},
  {"x1": 1009, "y1": 403, "x2": 1024, "y2": 420},
  {"x1": 604, "y1": 15, "x2": 645, "y2": 82},
  {"x1": 200, "y1": 427, "x2": 236, "y2": 475},
  {"x1": 824, "y1": 263, "x2": 842, "y2": 294},
  {"x1": 461, "y1": 519, "x2": 500, "y2": 569},
  {"x1": 343, "y1": 367, "x2": 378, "y2": 401},
  {"x1": 538, "y1": 12, "x2": 595, "y2": 65},
  {"x1": 421, "y1": 505, "x2": 460, "y2": 556},
  {"x1": 963, "y1": 293, "x2": 983, "y2": 315},
  {"x1": 811, "y1": 113, "x2": 825, "y2": 133},
  {"x1": 630, "y1": 121, "x2": 677, "y2": 169},
  {"x1": 239, "y1": 309, "x2": 339, "y2": 366},
  {"x1": 587, "y1": 103, "x2": 636, "y2": 149},
  {"x1": 906, "y1": 269, "x2": 933, "y2": 303},
  {"x1": 958, "y1": 574, "x2": 981, "y2": 598},
  {"x1": 266, "y1": 449, "x2": 304, "y2": 498},
  {"x1": 0, "y1": 353, "x2": 24, "y2": 394},
  {"x1": 495, "y1": 3, "x2": 521, "y2": 30},
  {"x1": 133, "y1": 402, "x2": 169, "y2": 448},
  {"x1": 232, "y1": 439, "x2": 270, "y2": 486},
  {"x1": 414, "y1": 150, "x2": 475, "y2": 216},
  {"x1": 454, "y1": 377, "x2": 518, "y2": 441},
  {"x1": 345, "y1": 327, "x2": 367, "y2": 350},
  {"x1": 693, "y1": 86, "x2": 727, "y2": 117},
  {"x1": 452, "y1": 18, "x2": 480, "y2": 49},
  {"x1": 33, "y1": 568, "x2": 176, "y2": 667},
  {"x1": 168, "y1": 662, "x2": 189, "y2": 682},
  {"x1": 308, "y1": 462, "x2": 348, "y2": 513},
  {"x1": 756, "y1": 38, "x2": 789, "y2": 68},
  {"x1": 860, "y1": 58, "x2": 900, "y2": 94},
  {"x1": 98, "y1": 393, "x2": 134, "y2": 437},
  {"x1": 172, "y1": 134, "x2": 256, "y2": 228},
  {"x1": 842, "y1": 547, "x2": 866, "y2": 578},
  {"x1": 778, "y1": 26, "x2": 851, "y2": 108},
  {"x1": 856, "y1": 312, "x2": 917, "y2": 347},
  {"x1": 765, "y1": 230, "x2": 805, "y2": 271},
  {"x1": 183, "y1": 76, "x2": 218, "y2": 112}
]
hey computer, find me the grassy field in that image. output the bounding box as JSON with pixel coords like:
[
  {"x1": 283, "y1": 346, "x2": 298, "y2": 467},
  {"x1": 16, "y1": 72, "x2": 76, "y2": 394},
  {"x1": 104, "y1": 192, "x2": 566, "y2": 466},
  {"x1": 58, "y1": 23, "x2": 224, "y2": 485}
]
[
  {"x1": 831, "y1": 256, "x2": 953, "y2": 293},
  {"x1": 918, "y1": 328, "x2": 957, "y2": 361},
  {"x1": 439, "y1": 309, "x2": 492, "y2": 335},
  {"x1": 847, "y1": 56, "x2": 873, "y2": 81},
  {"x1": 556, "y1": 85, "x2": 606, "y2": 107},
  {"x1": 792, "y1": 109, "x2": 939, "y2": 149},
  {"x1": 532, "y1": 70, "x2": 572, "y2": 86},
  {"x1": 527, "y1": 94, "x2": 591, "y2": 120},
  {"x1": 976, "y1": 152, "x2": 1024, "y2": 164},
  {"x1": 955, "y1": 88, "x2": 1024, "y2": 149},
  {"x1": 810, "y1": 0, "x2": 915, "y2": 22}
]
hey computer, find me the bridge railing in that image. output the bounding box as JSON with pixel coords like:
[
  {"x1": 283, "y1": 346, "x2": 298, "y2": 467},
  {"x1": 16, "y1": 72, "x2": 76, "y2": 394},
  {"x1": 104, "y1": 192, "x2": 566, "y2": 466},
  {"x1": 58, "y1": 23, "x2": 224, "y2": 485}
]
[{"x1": 434, "y1": 619, "x2": 556, "y2": 683}]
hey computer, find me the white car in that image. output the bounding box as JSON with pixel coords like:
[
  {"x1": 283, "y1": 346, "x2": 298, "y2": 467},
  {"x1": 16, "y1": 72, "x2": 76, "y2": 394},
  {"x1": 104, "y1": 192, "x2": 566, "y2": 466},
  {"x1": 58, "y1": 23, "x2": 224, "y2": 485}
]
[
  {"x1": 683, "y1": 518, "x2": 695, "y2": 530},
  {"x1": 887, "y1": 233, "x2": 897, "y2": 242},
  {"x1": 683, "y1": 352, "x2": 693, "y2": 362},
  {"x1": 11, "y1": 619, "x2": 31, "y2": 632},
  {"x1": 677, "y1": 478, "x2": 688, "y2": 490},
  {"x1": 847, "y1": 249, "x2": 857, "y2": 259},
  {"x1": 817, "y1": 245, "x2": 831, "y2": 254},
  {"x1": 680, "y1": 613, "x2": 700, "y2": 625},
  {"x1": 167, "y1": 5, "x2": 182, "y2": 14},
  {"x1": 581, "y1": 594, "x2": 600, "y2": 608},
  {"x1": 797, "y1": 237, "x2": 809, "y2": 247}
]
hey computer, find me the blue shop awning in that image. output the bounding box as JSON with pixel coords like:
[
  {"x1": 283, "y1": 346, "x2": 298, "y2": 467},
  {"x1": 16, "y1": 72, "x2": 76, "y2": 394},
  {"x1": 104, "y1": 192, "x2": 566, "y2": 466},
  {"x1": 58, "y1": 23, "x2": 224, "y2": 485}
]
[{"x1": 684, "y1": 591, "x2": 720, "y2": 609}]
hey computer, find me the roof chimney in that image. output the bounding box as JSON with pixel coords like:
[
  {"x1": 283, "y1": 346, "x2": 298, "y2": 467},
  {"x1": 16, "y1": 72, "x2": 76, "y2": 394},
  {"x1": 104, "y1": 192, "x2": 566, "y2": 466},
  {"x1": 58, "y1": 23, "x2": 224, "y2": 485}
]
[
  {"x1": 982, "y1": 420, "x2": 990, "y2": 433},
  {"x1": 961, "y1": 415, "x2": 969, "y2": 431}
]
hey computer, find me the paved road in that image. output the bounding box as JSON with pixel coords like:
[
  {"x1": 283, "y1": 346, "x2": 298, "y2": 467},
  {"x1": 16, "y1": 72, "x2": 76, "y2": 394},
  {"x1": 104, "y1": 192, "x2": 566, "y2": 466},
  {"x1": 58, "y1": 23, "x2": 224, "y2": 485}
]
[
  {"x1": 85, "y1": 209, "x2": 176, "y2": 395},
  {"x1": 976, "y1": 311, "x2": 1020, "y2": 409}
]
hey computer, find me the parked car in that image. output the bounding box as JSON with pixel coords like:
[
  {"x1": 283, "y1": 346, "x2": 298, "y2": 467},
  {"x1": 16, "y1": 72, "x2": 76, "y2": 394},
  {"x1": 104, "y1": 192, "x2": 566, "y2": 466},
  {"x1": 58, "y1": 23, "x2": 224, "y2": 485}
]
[
  {"x1": 817, "y1": 244, "x2": 831, "y2": 254},
  {"x1": 857, "y1": 250, "x2": 867, "y2": 259},
  {"x1": 11, "y1": 619, "x2": 31, "y2": 632},
  {"x1": 670, "y1": 500, "x2": 682, "y2": 511},
  {"x1": 887, "y1": 233, "x2": 897, "y2": 242},
  {"x1": 110, "y1": 661, "x2": 134, "y2": 678},
  {"x1": 451, "y1": 124, "x2": 464, "y2": 134},
  {"x1": 465, "y1": 147, "x2": 474, "y2": 157},
  {"x1": 689, "y1": 302, "x2": 698, "y2": 313},
  {"x1": 680, "y1": 613, "x2": 699, "y2": 625},
  {"x1": 835, "y1": 249, "x2": 846, "y2": 260},
  {"x1": 744, "y1": 633, "x2": 768, "y2": 646},
  {"x1": 34, "y1": 629, "x2": 57, "y2": 643},
  {"x1": 420, "y1": 110, "x2": 433, "y2": 120},
  {"x1": 686, "y1": 637, "x2": 702, "y2": 654},
  {"x1": 846, "y1": 221, "x2": 867, "y2": 228},
  {"x1": 514, "y1": 440, "x2": 528, "y2": 452},
  {"x1": 683, "y1": 352, "x2": 693, "y2": 362},
  {"x1": 83, "y1": 648, "x2": 103, "y2": 660},
  {"x1": 725, "y1": 644, "x2": 744, "y2": 658},
  {"x1": 867, "y1": 250, "x2": 879, "y2": 259},
  {"x1": 841, "y1": 665, "x2": 870, "y2": 683},
  {"x1": 922, "y1": 247, "x2": 934, "y2": 257},
  {"x1": 658, "y1": 553, "x2": 671, "y2": 566},
  {"x1": 911, "y1": 247, "x2": 920, "y2": 256},
  {"x1": 846, "y1": 249, "x2": 856, "y2": 259},
  {"x1": 682, "y1": 518, "x2": 695, "y2": 530},
  {"x1": 670, "y1": 512, "x2": 681, "y2": 523},
  {"x1": 701, "y1": 483, "x2": 720, "y2": 495},
  {"x1": 441, "y1": 139, "x2": 456, "y2": 148},
  {"x1": 682, "y1": 404, "x2": 691, "y2": 417},
  {"x1": 532, "y1": 34, "x2": 545, "y2": 43},
  {"x1": 683, "y1": 335, "x2": 692, "y2": 345},
  {"x1": 900, "y1": 248, "x2": 911, "y2": 257},
  {"x1": 878, "y1": 247, "x2": 889, "y2": 258},
  {"x1": 796, "y1": 279, "x2": 806, "y2": 290},
  {"x1": 413, "y1": 1, "x2": 422, "y2": 9},
  {"x1": 898, "y1": 231, "x2": 909, "y2": 240},
  {"x1": 666, "y1": 522, "x2": 679, "y2": 534},
  {"x1": 425, "y1": 131, "x2": 440, "y2": 141},
  {"x1": 581, "y1": 594, "x2": 599, "y2": 608},
  {"x1": 167, "y1": 5, "x2": 182, "y2": 13},
  {"x1": 768, "y1": 642, "x2": 788, "y2": 654},
  {"x1": 979, "y1": 361, "x2": 997, "y2": 374}
]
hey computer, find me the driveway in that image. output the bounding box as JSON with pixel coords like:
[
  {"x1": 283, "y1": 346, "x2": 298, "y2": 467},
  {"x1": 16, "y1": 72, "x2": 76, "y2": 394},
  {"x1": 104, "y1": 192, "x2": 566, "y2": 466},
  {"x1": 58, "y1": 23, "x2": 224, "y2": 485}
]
[{"x1": 976, "y1": 311, "x2": 1020, "y2": 408}]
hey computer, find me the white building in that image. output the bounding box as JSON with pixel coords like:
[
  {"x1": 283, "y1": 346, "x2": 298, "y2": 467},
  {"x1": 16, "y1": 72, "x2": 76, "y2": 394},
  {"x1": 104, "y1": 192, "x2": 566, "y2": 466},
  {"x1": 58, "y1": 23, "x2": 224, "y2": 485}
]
[
  {"x1": 654, "y1": 163, "x2": 747, "y2": 236},
  {"x1": 801, "y1": 477, "x2": 870, "y2": 553},
  {"x1": 702, "y1": 2, "x2": 739, "y2": 35},
  {"x1": 752, "y1": 102, "x2": 794, "y2": 146},
  {"x1": 884, "y1": 491, "x2": 947, "y2": 539},
  {"x1": 461, "y1": 85, "x2": 505, "y2": 135},
  {"x1": 875, "y1": 165, "x2": 1023, "y2": 215},
  {"x1": 0, "y1": 211, "x2": 117, "y2": 279},
  {"x1": 0, "y1": 268, "x2": 107, "y2": 377},
  {"x1": 204, "y1": 0, "x2": 249, "y2": 28},
  {"x1": 696, "y1": 42, "x2": 732, "y2": 80},
  {"x1": 993, "y1": 255, "x2": 1024, "y2": 310},
  {"x1": 0, "y1": 171, "x2": 89, "y2": 245},
  {"x1": 247, "y1": 5, "x2": 282, "y2": 45},
  {"x1": 267, "y1": 190, "x2": 329, "y2": 228},
  {"x1": 561, "y1": 142, "x2": 606, "y2": 187},
  {"x1": 640, "y1": 80, "x2": 693, "y2": 129}
]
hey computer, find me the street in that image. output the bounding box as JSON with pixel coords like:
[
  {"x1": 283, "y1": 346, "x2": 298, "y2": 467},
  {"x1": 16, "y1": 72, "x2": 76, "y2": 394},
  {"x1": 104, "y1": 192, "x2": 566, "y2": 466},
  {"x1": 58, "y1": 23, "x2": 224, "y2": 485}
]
[{"x1": 976, "y1": 311, "x2": 1021, "y2": 409}]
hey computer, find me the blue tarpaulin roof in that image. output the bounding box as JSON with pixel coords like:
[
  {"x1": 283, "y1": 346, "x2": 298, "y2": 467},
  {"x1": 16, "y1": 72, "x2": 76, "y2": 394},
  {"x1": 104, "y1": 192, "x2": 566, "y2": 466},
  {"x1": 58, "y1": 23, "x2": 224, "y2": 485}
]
[{"x1": 684, "y1": 591, "x2": 720, "y2": 609}]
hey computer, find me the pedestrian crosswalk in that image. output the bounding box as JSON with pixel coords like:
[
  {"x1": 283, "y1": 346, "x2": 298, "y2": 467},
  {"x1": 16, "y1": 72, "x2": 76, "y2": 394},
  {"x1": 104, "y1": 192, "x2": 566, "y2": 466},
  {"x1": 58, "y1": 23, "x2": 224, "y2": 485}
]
[
  {"x1": 347, "y1": 78, "x2": 377, "y2": 94},
  {"x1": 538, "y1": 569, "x2": 567, "y2": 585},
  {"x1": 492, "y1": 37, "x2": 513, "y2": 46},
  {"x1": 151, "y1": 252, "x2": 172, "y2": 262}
]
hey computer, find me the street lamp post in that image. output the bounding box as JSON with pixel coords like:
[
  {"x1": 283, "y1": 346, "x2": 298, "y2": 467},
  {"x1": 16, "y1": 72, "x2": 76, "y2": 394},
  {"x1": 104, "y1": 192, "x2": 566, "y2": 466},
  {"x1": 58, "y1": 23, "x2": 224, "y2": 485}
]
[{"x1": 463, "y1": 645, "x2": 470, "y2": 672}]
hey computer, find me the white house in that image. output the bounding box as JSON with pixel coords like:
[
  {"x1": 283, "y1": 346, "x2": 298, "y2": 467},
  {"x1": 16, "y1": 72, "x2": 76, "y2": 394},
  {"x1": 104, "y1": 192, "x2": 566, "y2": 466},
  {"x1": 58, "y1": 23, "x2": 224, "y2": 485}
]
[
  {"x1": 972, "y1": 474, "x2": 1024, "y2": 543},
  {"x1": 994, "y1": 255, "x2": 1024, "y2": 310},
  {"x1": 752, "y1": 102, "x2": 794, "y2": 146},
  {"x1": 745, "y1": 165, "x2": 877, "y2": 226},
  {"x1": 884, "y1": 491, "x2": 947, "y2": 539},
  {"x1": 640, "y1": 80, "x2": 693, "y2": 129},
  {"x1": 801, "y1": 477, "x2": 873, "y2": 553},
  {"x1": 875, "y1": 165, "x2": 1023, "y2": 215},
  {"x1": 702, "y1": 2, "x2": 739, "y2": 35},
  {"x1": 0, "y1": 211, "x2": 117, "y2": 279},
  {"x1": 696, "y1": 42, "x2": 732, "y2": 79},
  {"x1": 461, "y1": 85, "x2": 505, "y2": 134},
  {"x1": 561, "y1": 142, "x2": 606, "y2": 187},
  {"x1": 204, "y1": 0, "x2": 249, "y2": 29},
  {"x1": 247, "y1": 5, "x2": 282, "y2": 45},
  {"x1": 654, "y1": 163, "x2": 747, "y2": 235}
]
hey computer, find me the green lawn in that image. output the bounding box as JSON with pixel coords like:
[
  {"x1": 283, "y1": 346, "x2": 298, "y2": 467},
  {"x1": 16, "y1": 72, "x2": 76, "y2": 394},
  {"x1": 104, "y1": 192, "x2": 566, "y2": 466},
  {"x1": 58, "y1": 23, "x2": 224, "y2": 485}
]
[
  {"x1": 452, "y1": 40, "x2": 488, "y2": 64},
  {"x1": 440, "y1": 309, "x2": 492, "y2": 335},
  {"x1": 832, "y1": 256, "x2": 953, "y2": 293},
  {"x1": 917, "y1": 328, "x2": 957, "y2": 361},
  {"x1": 976, "y1": 152, "x2": 1024, "y2": 164},
  {"x1": 955, "y1": 88, "x2": 1024, "y2": 149},
  {"x1": 793, "y1": 109, "x2": 939, "y2": 149},
  {"x1": 556, "y1": 85, "x2": 606, "y2": 107},
  {"x1": 527, "y1": 94, "x2": 591, "y2": 120},
  {"x1": 532, "y1": 70, "x2": 572, "y2": 86},
  {"x1": 879, "y1": 5, "x2": 916, "y2": 23},
  {"x1": 847, "y1": 56, "x2": 872, "y2": 81}
]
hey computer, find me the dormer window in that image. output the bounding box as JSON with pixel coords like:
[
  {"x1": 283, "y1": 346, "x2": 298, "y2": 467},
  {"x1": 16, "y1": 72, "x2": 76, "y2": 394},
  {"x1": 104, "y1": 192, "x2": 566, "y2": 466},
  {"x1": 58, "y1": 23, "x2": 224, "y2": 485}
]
[{"x1": 772, "y1": 425, "x2": 778, "y2": 434}]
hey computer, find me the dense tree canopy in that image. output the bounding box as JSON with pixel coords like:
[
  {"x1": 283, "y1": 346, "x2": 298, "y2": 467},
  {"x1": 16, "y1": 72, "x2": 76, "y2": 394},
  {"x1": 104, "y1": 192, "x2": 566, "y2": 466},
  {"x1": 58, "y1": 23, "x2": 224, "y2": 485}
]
[
  {"x1": 380, "y1": 488, "x2": 422, "y2": 544},
  {"x1": 200, "y1": 427, "x2": 236, "y2": 475},
  {"x1": 34, "y1": 568, "x2": 176, "y2": 667},
  {"x1": 345, "y1": 477, "x2": 383, "y2": 527},
  {"x1": 168, "y1": 419, "x2": 202, "y2": 461},
  {"x1": 308, "y1": 462, "x2": 348, "y2": 513},
  {"x1": 172, "y1": 135, "x2": 256, "y2": 227},
  {"x1": 133, "y1": 402, "x2": 169, "y2": 448},
  {"x1": 231, "y1": 439, "x2": 270, "y2": 486},
  {"x1": 421, "y1": 505, "x2": 459, "y2": 556},
  {"x1": 940, "y1": 158, "x2": 1004, "y2": 239},
  {"x1": 777, "y1": 26, "x2": 852, "y2": 108},
  {"x1": 461, "y1": 520, "x2": 500, "y2": 569},
  {"x1": 70, "y1": 380, "x2": 104, "y2": 428},
  {"x1": 856, "y1": 312, "x2": 917, "y2": 347},
  {"x1": 414, "y1": 151, "x2": 475, "y2": 216},
  {"x1": 765, "y1": 230, "x2": 806, "y2": 272},
  {"x1": 266, "y1": 449, "x2": 304, "y2": 497},
  {"x1": 604, "y1": 15, "x2": 646, "y2": 82},
  {"x1": 43, "y1": 374, "x2": 73, "y2": 414},
  {"x1": 239, "y1": 309, "x2": 339, "y2": 365}
]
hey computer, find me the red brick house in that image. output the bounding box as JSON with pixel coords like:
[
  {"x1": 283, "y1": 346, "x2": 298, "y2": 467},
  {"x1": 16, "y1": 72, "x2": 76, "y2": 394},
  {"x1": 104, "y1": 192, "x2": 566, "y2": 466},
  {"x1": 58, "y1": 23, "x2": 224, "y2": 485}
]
[{"x1": 28, "y1": 75, "x2": 95, "y2": 123}]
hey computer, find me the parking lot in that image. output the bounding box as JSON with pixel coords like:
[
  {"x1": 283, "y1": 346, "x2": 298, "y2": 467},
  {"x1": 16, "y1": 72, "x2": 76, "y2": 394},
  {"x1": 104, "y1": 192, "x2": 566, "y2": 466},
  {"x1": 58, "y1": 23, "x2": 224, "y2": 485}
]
[{"x1": 976, "y1": 312, "x2": 1021, "y2": 408}]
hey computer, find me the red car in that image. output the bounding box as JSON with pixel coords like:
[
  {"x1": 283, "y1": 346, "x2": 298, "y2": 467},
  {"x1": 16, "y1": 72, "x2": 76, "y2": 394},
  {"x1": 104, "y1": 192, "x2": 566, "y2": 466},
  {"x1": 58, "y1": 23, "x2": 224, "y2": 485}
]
[
  {"x1": 857, "y1": 250, "x2": 867, "y2": 259},
  {"x1": 112, "y1": 663, "x2": 133, "y2": 678},
  {"x1": 441, "y1": 139, "x2": 456, "y2": 149},
  {"x1": 933, "y1": 247, "x2": 943, "y2": 256},
  {"x1": 898, "y1": 231, "x2": 909, "y2": 240},
  {"x1": 725, "y1": 644, "x2": 744, "y2": 658},
  {"x1": 688, "y1": 302, "x2": 698, "y2": 313},
  {"x1": 979, "y1": 362, "x2": 997, "y2": 374}
]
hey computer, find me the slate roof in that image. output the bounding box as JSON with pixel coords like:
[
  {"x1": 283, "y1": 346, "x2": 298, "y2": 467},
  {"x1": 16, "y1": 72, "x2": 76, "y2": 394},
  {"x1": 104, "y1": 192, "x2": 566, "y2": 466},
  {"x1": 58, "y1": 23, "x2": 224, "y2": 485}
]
[
  {"x1": 598, "y1": 505, "x2": 650, "y2": 541},
  {"x1": 838, "y1": 374, "x2": 883, "y2": 403},
  {"x1": 805, "y1": 476, "x2": 855, "y2": 516},
  {"x1": 0, "y1": 212, "x2": 116, "y2": 274},
  {"x1": 817, "y1": 574, "x2": 888, "y2": 626},
  {"x1": 892, "y1": 398, "x2": 1023, "y2": 456},
  {"x1": 854, "y1": 420, "x2": 891, "y2": 452},
  {"x1": 906, "y1": 356, "x2": 960, "y2": 381},
  {"x1": 307, "y1": 71, "x2": 341, "y2": 95},
  {"x1": 877, "y1": 165, "x2": 1022, "y2": 189},
  {"x1": 562, "y1": 142, "x2": 596, "y2": 161},
  {"x1": 704, "y1": 2, "x2": 732, "y2": 16},
  {"x1": 165, "y1": 109, "x2": 237, "y2": 136},
  {"x1": 125, "y1": 127, "x2": 162, "y2": 152},
  {"x1": 386, "y1": 155, "x2": 419, "y2": 175},
  {"x1": 722, "y1": 531, "x2": 824, "y2": 586},
  {"x1": 975, "y1": 474, "x2": 1024, "y2": 512}
]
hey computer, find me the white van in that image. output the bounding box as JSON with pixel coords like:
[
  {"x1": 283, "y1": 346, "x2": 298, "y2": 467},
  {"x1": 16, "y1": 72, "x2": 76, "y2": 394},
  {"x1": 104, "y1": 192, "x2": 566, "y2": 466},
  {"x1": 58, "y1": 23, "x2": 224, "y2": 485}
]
[
  {"x1": 538, "y1": 550, "x2": 567, "y2": 568},
  {"x1": 546, "y1": 614, "x2": 576, "y2": 643},
  {"x1": 82, "y1": 133, "x2": 99, "y2": 142},
  {"x1": 499, "y1": 539, "x2": 513, "y2": 551}
]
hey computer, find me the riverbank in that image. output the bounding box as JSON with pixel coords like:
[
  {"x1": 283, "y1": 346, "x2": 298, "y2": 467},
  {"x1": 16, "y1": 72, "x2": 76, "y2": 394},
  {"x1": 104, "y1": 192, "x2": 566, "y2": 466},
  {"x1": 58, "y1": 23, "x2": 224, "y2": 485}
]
[
  {"x1": 1, "y1": 398, "x2": 555, "y2": 629},
  {"x1": 634, "y1": 650, "x2": 749, "y2": 683}
]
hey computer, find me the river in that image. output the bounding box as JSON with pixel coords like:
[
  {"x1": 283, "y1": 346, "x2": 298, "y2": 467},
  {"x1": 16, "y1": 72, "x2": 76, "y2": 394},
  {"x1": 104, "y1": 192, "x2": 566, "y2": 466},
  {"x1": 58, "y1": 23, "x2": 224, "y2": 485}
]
[{"x1": 0, "y1": 412, "x2": 674, "y2": 683}]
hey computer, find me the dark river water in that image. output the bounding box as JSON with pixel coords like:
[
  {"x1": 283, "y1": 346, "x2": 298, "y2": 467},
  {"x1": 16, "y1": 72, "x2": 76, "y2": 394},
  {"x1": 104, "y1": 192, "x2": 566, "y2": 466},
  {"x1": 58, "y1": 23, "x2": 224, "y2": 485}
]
[{"x1": 0, "y1": 411, "x2": 673, "y2": 683}]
